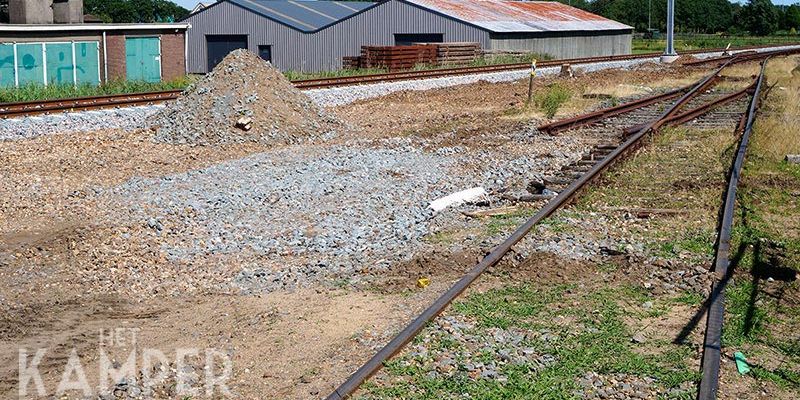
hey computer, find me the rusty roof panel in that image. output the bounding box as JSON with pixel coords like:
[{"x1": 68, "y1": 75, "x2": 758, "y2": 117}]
[{"x1": 405, "y1": 0, "x2": 632, "y2": 33}]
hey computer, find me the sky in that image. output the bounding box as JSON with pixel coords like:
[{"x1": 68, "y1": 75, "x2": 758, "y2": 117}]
[{"x1": 168, "y1": 0, "x2": 799, "y2": 10}]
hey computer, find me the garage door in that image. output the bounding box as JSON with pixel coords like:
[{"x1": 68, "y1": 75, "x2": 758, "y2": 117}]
[
  {"x1": 206, "y1": 35, "x2": 248, "y2": 72},
  {"x1": 126, "y1": 37, "x2": 161, "y2": 82}
]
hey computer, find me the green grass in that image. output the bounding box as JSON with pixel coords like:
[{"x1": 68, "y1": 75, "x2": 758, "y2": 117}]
[
  {"x1": 633, "y1": 35, "x2": 800, "y2": 54},
  {"x1": 360, "y1": 285, "x2": 698, "y2": 399},
  {"x1": 0, "y1": 76, "x2": 193, "y2": 103},
  {"x1": 533, "y1": 82, "x2": 572, "y2": 118}
]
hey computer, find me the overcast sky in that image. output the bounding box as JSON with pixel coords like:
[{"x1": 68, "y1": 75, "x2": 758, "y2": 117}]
[{"x1": 169, "y1": 0, "x2": 799, "y2": 11}]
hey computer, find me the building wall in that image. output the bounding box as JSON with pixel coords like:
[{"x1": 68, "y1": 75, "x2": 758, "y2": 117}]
[
  {"x1": 0, "y1": 28, "x2": 185, "y2": 84},
  {"x1": 184, "y1": 0, "x2": 490, "y2": 73},
  {"x1": 489, "y1": 32, "x2": 632, "y2": 58},
  {"x1": 105, "y1": 33, "x2": 127, "y2": 81},
  {"x1": 105, "y1": 30, "x2": 186, "y2": 82},
  {"x1": 185, "y1": 0, "x2": 634, "y2": 73}
]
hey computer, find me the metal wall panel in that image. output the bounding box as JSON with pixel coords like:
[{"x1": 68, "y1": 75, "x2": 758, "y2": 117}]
[
  {"x1": 184, "y1": 0, "x2": 631, "y2": 73},
  {"x1": 490, "y1": 33, "x2": 632, "y2": 58},
  {"x1": 184, "y1": 0, "x2": 489, "y2": 73}
]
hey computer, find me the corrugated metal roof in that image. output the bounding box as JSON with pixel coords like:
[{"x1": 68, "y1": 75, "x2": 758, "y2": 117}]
[
  {"x1": 404, "y1": 0, "x2": 633, "y2": 33},
  {"x1": 228, "y1": 0, "x2": 375, "y2": 32}
]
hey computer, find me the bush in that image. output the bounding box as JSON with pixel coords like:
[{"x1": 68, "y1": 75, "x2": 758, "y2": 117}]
[
  {"x1": 0, "y1": 76, "x2": 194, "y2": 103},
  {"x1": 534, "y1": 83, "x2": 572, "y2": 118}
]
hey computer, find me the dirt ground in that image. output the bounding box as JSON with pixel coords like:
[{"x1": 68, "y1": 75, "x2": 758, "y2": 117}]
[{"x1": 0, "y1": 61, "x2": 739, "y2": 399}]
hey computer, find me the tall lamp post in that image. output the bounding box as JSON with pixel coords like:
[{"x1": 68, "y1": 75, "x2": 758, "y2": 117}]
[{"x1": 661, "y1": 0, "x2": 679, "y2": 62}]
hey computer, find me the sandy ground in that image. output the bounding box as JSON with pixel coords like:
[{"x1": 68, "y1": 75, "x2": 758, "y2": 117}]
[{"x1": 0, "y1": 61, "x2": 727, "y2": 399}]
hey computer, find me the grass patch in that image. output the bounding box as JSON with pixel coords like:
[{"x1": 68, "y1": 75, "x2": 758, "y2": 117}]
[
  {"x1": 0, "y1": 76, "x2": 193, "y2": 103},
  {"x1": 716, "y1": 55, "x2": 800, "y2": 392},
  {"x1": 632, "y1": 36, "x2": 800, "y2": 54},
  {"x1": 361, "y1": 285, "x2": 698, "y2": 399},
  {"x1": 532, "y1": 82, "x2": 572, "y2": 118}
]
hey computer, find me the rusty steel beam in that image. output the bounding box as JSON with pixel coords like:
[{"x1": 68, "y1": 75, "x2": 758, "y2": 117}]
[
  {"x1": 697, "y1": 58, "x2": 769, "y2": 400},
  {"x1": 0, "y1": 90, "x2": 183, "y2": 118},
  {"x1": 324, "y1": 60, "x2": 735, "y2": 400},
  {"x1": 665, "y1": 84, "x2": 753, "y2": 126},
  {"x1": 537, "y1": 85, "x2": 690, "y2": 134}
]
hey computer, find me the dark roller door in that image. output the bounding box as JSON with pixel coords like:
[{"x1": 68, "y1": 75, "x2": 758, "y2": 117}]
[
  {"x1": 206, "y1": 35, "x2": 248, "y2": 71},
  {"x1": 394, "y1": 33, "x2": 444, "y2": 46}
]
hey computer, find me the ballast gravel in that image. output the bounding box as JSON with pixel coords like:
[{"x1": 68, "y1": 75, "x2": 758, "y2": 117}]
[
  {"x1": 0, "y1": 105, "x2": 162, "y2": 141},
  {"x1": 85, "y1": 131, "x2": 586, "y2": 295}
]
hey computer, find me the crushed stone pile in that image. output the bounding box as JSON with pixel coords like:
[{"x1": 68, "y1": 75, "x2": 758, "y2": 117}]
[{"x1": 151, "y1": 49, "x2": 340, "y2": 146}]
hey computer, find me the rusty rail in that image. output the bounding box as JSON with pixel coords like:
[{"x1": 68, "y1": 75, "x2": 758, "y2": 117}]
[
  {"x1": 537, "y1": 85, "x2": 690, "y2": 134},
  {"x1": 324, "y1": 60, "x2": 736, "y2": 400},
  {"x1": 696, "y1": 58, "x2": 768, "y2": 400},
  {"x1": 0, "y1": 89, "x2": 182, "y2": 118},
  {"x1": 293, "y1": 43, "x2": 799, "y2": 90},
  {"x1": 684, "y1": 46, "x2": 800, "y2": 67},
  {"x1": 622, "y1": 81, "x2": 755, "y2": 135}
]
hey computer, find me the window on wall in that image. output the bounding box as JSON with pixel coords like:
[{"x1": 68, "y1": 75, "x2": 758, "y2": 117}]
[
  {"x1": 0, "y1": 41, "x2": 100, "y2": 87},
  {"x1": 258, "y1": 45, "x2": 272, "y2": 63}
]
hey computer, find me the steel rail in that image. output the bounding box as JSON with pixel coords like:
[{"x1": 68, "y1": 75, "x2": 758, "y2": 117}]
[
  {"x1": 0, "y1": 89, "x2": 182, "y2": 118},
  {"x1": 622, "y1": 81, "x2": 756, "y2": 135},
  {"x1": 324, "y1": 59, "x2": 735, "y2": 400},
  {"x1": 537, "y1": 85, "x2": 691, "y2": 134},
  {"x1": 292, "y1": 43, "x2": 799, "y2": 90},
  {"x1": 686, "y1": 46, "x2": 800, "y2": 67},
  {"x1": 696, "y1": 58, "x2": 769, "y2": 400}
]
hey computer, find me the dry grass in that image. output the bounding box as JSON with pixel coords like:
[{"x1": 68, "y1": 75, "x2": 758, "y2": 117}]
[{"x1": 753, "y1": 56, "x2": 800, "y2": 161}]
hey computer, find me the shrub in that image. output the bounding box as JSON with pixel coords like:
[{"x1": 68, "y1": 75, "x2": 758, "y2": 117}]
[{"x1": 534, "y1": 82, "x2": 572, "y2": 118}]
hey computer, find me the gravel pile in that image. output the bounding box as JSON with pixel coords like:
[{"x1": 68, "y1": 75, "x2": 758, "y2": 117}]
[
  {"x1": 151, "y1": 49, "x2": 340, "y2": 146},
  {"x1": 81, "y1": 129, "x2": 584, "y2": 296},
  {"x1": 0, "y1": 106, "x2": 161, "y2": 141}
]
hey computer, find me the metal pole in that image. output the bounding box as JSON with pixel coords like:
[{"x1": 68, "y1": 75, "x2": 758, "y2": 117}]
[
  {"x1": 648, "y1": 0, "x2": 652, "y2": 31},
  {"x1": 665, "y1": 0, "x2": 677, "y2": 56}
]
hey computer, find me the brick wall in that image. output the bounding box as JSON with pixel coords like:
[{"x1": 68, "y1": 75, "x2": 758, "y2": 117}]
[
  {"x1": 160, "y1": 32, "x2": 186, "y2": 81},
  {"x1": 103, "y1": 30, "x2": 186, "y2": 83},
  {"x1": 105, "y1": 33, "x2": 127, "y2": 82}
]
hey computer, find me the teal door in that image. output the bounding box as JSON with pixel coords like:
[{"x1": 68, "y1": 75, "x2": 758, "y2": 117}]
[{"x1": 126, "y1": 37, "x2": 161, "y2": 82}]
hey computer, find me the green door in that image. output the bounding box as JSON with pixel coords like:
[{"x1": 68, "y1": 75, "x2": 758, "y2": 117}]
[{"x1": 126, "y1": 37, "x2": 161, "y2": 82}]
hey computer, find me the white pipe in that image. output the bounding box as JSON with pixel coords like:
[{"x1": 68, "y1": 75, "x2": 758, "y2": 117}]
[
  {"x1": 12, "y1": 43, "x2": 18, "y2": 87},
  {"x1": 71, "y1": 41, "x2": 77, "y2": 86},
  {"x1": 102, "y1": 30, "x2": 108, "y2": 83},
  {"x1": 42, "y1": 43, "x2": 48, "y2": 86},
  {"x1": 184, "y1": 27, "x2": 189, "y2": 75}
]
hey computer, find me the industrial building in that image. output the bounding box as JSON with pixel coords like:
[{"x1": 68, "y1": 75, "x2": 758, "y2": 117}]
[
  {"x1": 184, "y1": 0, "x2": 633, "y2": 73},
  {"x1": 0, "y1": 0, "x2": 189, "y2": 87}
]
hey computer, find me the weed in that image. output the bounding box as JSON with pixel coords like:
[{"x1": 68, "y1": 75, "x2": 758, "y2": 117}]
[
  {"x1": 363, "y1": 285, "x2": 698, "y2": 399},
  {"x1": 533, "y1": 83, "x2": 572, "y2": 118},
  {"x1": 0, "y1": 76, "x2": 193, "y2": 103}
]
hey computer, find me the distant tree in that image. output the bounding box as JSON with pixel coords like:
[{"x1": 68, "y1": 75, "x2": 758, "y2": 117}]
[
  {"x1": 84, "y1": 0, "x2": 189, "y2": 23},
  {"x1": 739, "y1": 0, "x2": 780, "y2": 35},
  {"x1": 782, "y1": 4, "x2": 800, "y2": 32}
]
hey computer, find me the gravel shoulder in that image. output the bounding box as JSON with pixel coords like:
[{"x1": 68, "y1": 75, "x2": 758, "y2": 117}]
[{"x1": 3, "y1": 59, "x2": 780, "y2": 399}]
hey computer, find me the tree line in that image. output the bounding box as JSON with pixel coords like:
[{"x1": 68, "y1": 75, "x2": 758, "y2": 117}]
[
  {"x1": 0, "y1": 0, "x2": 190, "y2": 23},
  {"x1": 562, "y1": 0, "x2": 800, "y2": 35},
  {"x1": 0, "y1": 0, "x2": 797, "y2": 35}
]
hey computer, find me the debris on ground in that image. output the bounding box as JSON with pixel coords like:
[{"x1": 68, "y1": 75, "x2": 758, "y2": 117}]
[{"x1": 151, "y1": 49, "x2": 341, "y2": 146}]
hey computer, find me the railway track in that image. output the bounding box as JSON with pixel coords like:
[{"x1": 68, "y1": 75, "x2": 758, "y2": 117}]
[
  {"x1": 696, "y1": 57, "x2": 769, "y2": 400},
  {"x1": 0, "y1": 43, "x2": 796, "y2": 119},
  {"x1": 0, "y1": 90, "x2": 182, "y2": 118},
  {"x1": 292, "y1": 43, "x2": 800, "y2": 90},
  {"x1": 325, "y1": 54, "x2": 775, "y2": 399}
]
